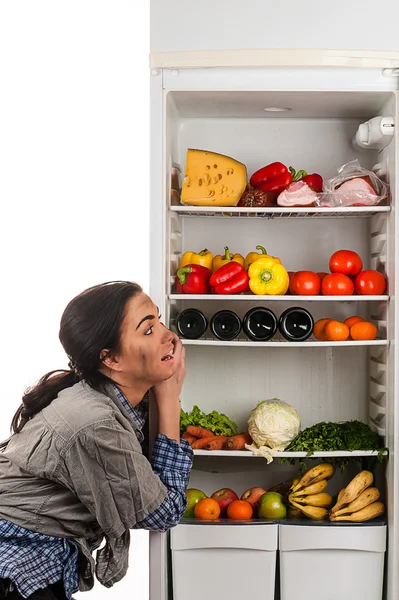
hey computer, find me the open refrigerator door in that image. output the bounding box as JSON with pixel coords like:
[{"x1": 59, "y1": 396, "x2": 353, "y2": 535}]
[{"x1": 149, "y1": 54, "x2": 398, "y2": 600}]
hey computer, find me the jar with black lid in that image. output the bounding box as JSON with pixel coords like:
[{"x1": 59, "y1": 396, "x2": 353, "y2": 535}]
[
  {"x1": 176, "y1": 308, "x2": 208, "y2": 340},
  {"x1": 278, "y1": 307, "x2": 314, "y2": 342},
  {"x1": 210, "y1": 310, "x2": 241, "y2": 341},
  {"x1": 242, "y1": 307, "x2": 278, "y2": 342}
]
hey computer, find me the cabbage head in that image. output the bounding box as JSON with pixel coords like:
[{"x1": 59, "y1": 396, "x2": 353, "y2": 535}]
[{"x1": 247, "y1": 398, "x2": 300, "y2": 451}]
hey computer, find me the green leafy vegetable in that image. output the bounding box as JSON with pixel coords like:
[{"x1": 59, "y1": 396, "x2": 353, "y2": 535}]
[
  {"x1": 180, "y1": 405, "x2": 238, "y2": 437},
  {"x1": 278, "y1": 420, "x2": 387, "y2": 471}
]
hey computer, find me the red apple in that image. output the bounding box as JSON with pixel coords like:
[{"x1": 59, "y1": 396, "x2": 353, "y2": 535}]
[
  {"x1": 211, "y1": 488, "x2": 239, "y2": 516},
  {"x1": 241, "y1": 487, "x2": 268, "y2": 512}
]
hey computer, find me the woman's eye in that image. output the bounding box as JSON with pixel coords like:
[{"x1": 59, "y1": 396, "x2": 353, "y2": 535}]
[{"x1": 145, "y1": 325, "x2": 154, "y2": 336}]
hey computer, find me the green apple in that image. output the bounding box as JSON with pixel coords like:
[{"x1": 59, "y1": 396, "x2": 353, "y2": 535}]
[
  {"x1": 258, "y1": 491, "x2": 287, "y2": 519},
  {"x1": 184, "y1": 488, "x2": 207, "y2": 518}
]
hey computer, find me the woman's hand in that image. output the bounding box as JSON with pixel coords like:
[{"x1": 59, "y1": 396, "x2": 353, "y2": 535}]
[
  {"x1": 152, "y1": 332, "x2": 186, "y2": 405},
  {"x1": 152, "y1": 332, "x2": 186, "y2": 443}
]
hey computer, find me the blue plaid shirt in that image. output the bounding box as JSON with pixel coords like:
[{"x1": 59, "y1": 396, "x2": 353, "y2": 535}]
[{"x1": 0, "y1": 386, "x2": 192, "y2": 598}]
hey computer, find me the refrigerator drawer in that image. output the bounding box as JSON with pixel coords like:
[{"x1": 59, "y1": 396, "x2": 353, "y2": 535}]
[
  {"x1": 279, "y1": 524, "x2": 387, "y2": 600},
  {"x1": 171, "y1": 524, "x2": 278, "y2": 600}
]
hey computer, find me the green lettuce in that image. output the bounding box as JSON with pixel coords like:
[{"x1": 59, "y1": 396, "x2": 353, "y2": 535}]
[{"x1": 180, "y1": 405, "x2": 238, "y2": 437}]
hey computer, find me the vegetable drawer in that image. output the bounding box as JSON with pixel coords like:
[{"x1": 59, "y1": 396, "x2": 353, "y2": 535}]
[
  {"x1": 171, "y1": 523, "x2": 278, "y2": 600},
  {"x1": 279, "y1": 523, "x2": 386, "y2": 600}
]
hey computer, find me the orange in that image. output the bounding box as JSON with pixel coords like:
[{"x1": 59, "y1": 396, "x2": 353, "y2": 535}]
[
  {"x1": 313, "y1": 318, "x2": 331, "y2": 341},
  {"x1": 226, "y1": 500, "x2": 253, "y2": 520},
  {"x1": 194, "y1": 498, "x2": 221, "y2": 520},
  {"x1": 350, "y1": 321, "x2": 378, "y2": 341},
  {"x1": 344, "y1": 316, "x2": 365, "y2": 329},
  {"x1": 323, "y1": 320, "x2": 349, "y2": 341}
]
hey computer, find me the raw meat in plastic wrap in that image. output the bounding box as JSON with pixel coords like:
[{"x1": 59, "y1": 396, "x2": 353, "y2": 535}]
[
  {"x1": 317, "y1": 160, "x2": 389, "y2": 208},
  {"x1": 277, "y1": 180, "x2": 318, "y2": 207}
]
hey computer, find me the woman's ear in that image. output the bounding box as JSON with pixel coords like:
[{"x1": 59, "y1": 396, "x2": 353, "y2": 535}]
[{"x1": 100, "y1": 349, "x2": 123, "y2": 372}]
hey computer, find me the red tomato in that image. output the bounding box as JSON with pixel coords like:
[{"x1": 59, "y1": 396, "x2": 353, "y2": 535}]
[
  {"x1": 321, "y1": 273, "x2": 354, "y2": 296},
  {"x1": 329, "y1": 250, "x2": 363, "y2": 277},
  {"x1": 317, "y1": 272, "x2": 328, "y2": 283},
  {"x1": 290, "y1": 271, "x2": 321, "y2": 296},
  {"x1": 286, "y1": 271, "x2": 295, "y2": 295},
  {"x1": 354, "y1": 270, "x2": 387, "y2": 295}
]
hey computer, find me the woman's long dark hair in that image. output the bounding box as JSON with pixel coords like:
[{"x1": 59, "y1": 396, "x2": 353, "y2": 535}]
[{"x1": 0, "y1": 281, "x2": 142, "y2": 451}]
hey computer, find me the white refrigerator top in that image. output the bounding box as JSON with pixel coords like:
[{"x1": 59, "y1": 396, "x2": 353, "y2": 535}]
[{"x1": 150, "y1": 0, "x2": 399, "y2": 67}]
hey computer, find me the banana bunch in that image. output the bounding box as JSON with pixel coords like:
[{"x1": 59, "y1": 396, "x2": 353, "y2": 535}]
[
  {"x1": 330, "y1": 470, "x2": 385, "y2": 522},
  {"x1": 288, "y1": 463, "x2": 335, "y2": 521}
]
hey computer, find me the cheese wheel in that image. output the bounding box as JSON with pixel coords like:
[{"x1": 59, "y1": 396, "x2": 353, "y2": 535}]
[{"x1": 180, "y1": 149, "x2": 247, "y2": 207}]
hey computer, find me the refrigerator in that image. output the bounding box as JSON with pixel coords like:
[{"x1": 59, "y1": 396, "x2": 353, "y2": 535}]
[{"x1": 149, "y1": 5, "x2": 399, "y2": 598}]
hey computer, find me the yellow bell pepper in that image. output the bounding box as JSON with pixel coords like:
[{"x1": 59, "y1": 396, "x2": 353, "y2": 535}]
[
  {"x1": 180, "y1": 248, "x2": 213, "y2": 270},
  {"x1": 244, "y1": 245, "x2": 281, "y2": 271},
  {"x1": 212, "y1": 246, "x2": 245, "y2": 271},
  {"x1": 248, "y1": 256, "x2": 289, "y2": 295}
]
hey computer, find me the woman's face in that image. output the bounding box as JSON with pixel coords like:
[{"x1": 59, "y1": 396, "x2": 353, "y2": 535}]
[{"x1": 109, "y1": 292, "x2": 176, "y2": 386}]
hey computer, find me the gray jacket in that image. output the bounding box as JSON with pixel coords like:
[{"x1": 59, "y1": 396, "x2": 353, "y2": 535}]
[{"x1": 0, "y1": 381, "x2": 167, "y2": 590}]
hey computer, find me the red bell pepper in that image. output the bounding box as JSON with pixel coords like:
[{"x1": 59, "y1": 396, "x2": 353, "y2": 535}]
[
  {"x1": 300, "y1": 173, "x2": 323, "y2": 193},
  {"x1": 250, "y1": 162, "x2": 293, "y2": 196},
  {"x1": 175, "y1": 264, "x2": 212, "y2": 294},
  {"x1": 291, "y1": 168, "x2": 323, "y2": 193},
  {"x1": 209, "y1": 262, "x2": 249, "y2": 295}
]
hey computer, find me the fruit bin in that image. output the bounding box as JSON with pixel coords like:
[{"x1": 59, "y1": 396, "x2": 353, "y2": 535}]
[
  {"x1": 171, "y1": 522, "x2": 278, "y2": 600},
  {"x1": 279, "y1": 521, "x2": 387, "y2": 600}
]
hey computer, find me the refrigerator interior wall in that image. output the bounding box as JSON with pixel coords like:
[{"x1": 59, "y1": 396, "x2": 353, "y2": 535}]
[
  {"x1": 153, "y1": 85, "x2": 397, "y2": 600},
  {"x1": 378, "y1": 93, "x2": 397, "y2": 600}
]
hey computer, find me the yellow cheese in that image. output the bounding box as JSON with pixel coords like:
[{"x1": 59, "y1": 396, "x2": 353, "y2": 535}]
[{"x1": 180, "y1": 149, "x2": 247, "y2": 207}]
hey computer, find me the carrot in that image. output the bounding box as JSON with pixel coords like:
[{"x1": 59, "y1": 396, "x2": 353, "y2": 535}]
[
  {"x1": 205, "y1": 436, "x2": 228, "y2": 451},
  {"x1": 192, "y1": 436, "x2": 218, "y2": 449},
  {"x1": 182, "y1": 432, "x2": 197, "y2": 445},
  {"x1": 186, "y1": 425, "x2": 215, "y2": 439},
  {"x1": 224, "y1": 433, "x2": 252, "y2": 450}
]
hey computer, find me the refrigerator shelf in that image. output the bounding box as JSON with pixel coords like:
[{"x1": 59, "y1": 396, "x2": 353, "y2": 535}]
[
  {"x1": 193, "y1": 449, "x2": 388, "y2": 458},
  {"x1": 180, "y1": 337, "x2": 389, "y2": 348},
  {"x1": 170, "y1": 294, "x2": 389, "y2": 302},
  {"x1": 170, "y1": 206, "x2": 391, "y2": 219}
]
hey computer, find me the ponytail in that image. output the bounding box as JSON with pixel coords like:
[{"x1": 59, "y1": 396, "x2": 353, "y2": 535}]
[{"x1": 0, "y1": 370, "x2": 81, "y2": 451}]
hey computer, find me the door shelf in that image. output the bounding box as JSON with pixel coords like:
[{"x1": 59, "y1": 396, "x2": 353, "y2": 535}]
[
  {"x1": 170, "y1": 206, "x2": 391, "y2": 219},
  {"x1": 181, "y1": 337, "x2": 389, "y2": 348},
  {"x1": 170, "y1": 294, "x2": 389, "y2": 302},
  {"x1": 193, "y1": 450, "x2": 388, "y2": 458}
]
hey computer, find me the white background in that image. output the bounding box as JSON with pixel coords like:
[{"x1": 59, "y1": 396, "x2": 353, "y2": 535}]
[{"x1": 0, "y1": 1, "x2": 150, "y2": 598}]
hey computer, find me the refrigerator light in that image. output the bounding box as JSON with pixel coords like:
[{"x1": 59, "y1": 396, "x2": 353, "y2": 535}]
[
  {"x1": 263, "y1": 106, "x2": 291, "y2": 112},
  {"x1": 353, "y1": 116, "x2": 394, "y2": 150}
]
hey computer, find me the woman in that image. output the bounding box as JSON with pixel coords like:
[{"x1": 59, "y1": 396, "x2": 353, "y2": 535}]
[{"x1": 0, "y1": 281, "x2": 193, "y2": 599}]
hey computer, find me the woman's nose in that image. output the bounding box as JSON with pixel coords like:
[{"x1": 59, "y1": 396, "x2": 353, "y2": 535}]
[{"x1": 161, "y1": 323, "x2": 173, "y2": 340}]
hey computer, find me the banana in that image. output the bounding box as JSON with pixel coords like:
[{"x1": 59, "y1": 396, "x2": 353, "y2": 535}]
[
  {"x1": 292, "y1": 492, "x2": 333, "y2": 508},
  {"x1": 291, "y1": 463, "x2": 335, "y2": 493},
  {"x1": 330, "y1": 501, "x2": 385, "y2": 522},
  {"x1": 290, "y1": 479, "x2": 328, "y2": 497},
  {"x1": 290, "y1": 499, "x2": 328, "y2": 521},
  {"x1": 332, "y1": 487, "x2": 380, "y2": 517},
  {"x1": 289, "y1": 476, "x2": 301, "y2": 492},
  {"x1": 337, "y1": 487, "x2": 346, "y2": 503},
  {"x1": 331, "y1": 470, "x2": 374, "y2": 513}
]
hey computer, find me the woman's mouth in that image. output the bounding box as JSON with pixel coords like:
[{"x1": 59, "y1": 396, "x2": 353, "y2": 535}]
[{"x1": 161, "y1": 346, "x2": 174, "y2": 363}]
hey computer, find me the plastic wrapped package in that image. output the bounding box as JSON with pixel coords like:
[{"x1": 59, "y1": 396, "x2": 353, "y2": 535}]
[{"x1": 316, "y1": 160, "x2": 389, "y2": 208}]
